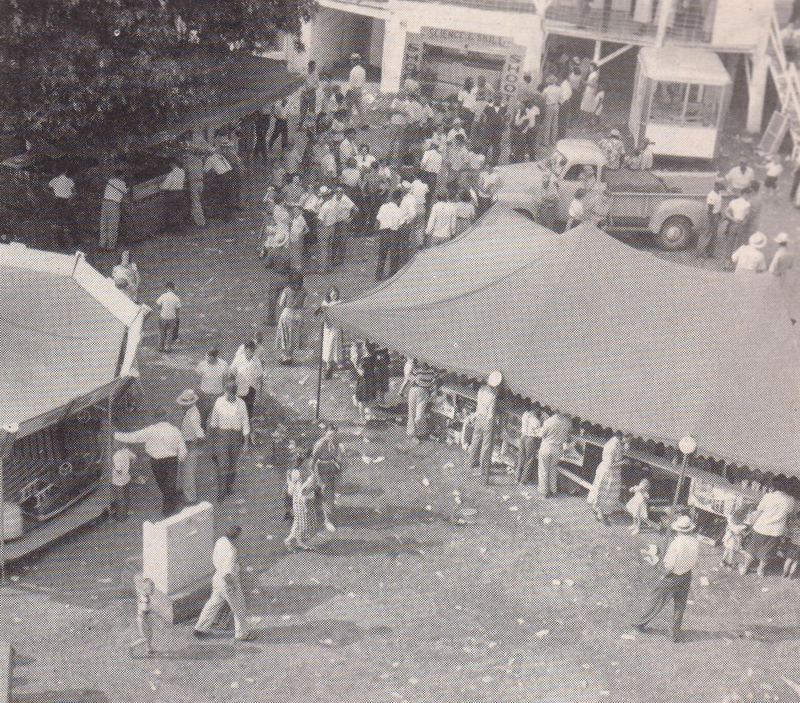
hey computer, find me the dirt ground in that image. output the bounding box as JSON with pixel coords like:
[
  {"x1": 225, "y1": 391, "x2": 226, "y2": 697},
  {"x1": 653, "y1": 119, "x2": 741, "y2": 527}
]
[{"x1": 3, "y1": 104, "x2": 800, "y2": 703}]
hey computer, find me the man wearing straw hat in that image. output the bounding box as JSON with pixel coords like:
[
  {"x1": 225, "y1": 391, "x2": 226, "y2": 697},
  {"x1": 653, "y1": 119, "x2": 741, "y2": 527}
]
[
  {"x1": 465, "y1": 371, "x2": 503, "y2": 477},
  {"x1": 633, "y1": 514, "x2": 699, "y2": 642},
  {"x1": 769, "y1": 231, "x2": 794, "y2": 277},
  {"x1": 177, "y1": 389, "x2": 205, "y2": 506},
  {"x1": 731, "y1": 231, "x2": 767, "y2": 273}
]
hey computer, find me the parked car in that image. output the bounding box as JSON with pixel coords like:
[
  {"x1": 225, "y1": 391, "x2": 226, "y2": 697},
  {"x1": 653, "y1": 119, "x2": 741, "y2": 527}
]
[{"x1": 495, "y1": 138, "x2": 725, "y2": 250}]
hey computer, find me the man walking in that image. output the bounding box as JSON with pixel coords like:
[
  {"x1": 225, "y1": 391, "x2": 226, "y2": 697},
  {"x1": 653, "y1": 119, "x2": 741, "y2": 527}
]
[
  {"x1": 177, "y1": 389, "x2": 204, "y2": 506},
  {"x1": 114, "y1": 409, "x2": 187, "y2": 516},
  {"x1": 194, "y1": 526, "x2": 254, "y2": 642},
  {"x1": 375, "y1": 191, "x2": 404, "y2": 281},
  {"x1": 769, "y1": 231, "x2": 794, "y2": 277},
  {"x1": 155, "y1": 282, "x2": 181, "y2": 353},
  {"x1": 722, "y1": 190, "x2": 751, "y2": 269},
  {"x1": 208, "y1": 380, "x2": 250, "y2": 502},
  {"x1": 537, "y1": 409, "x2": 571, "y2": 497},
  {"x1": 228, "y1": 340, "x2": 263, "y2": 420},
  {"x1": 298, "y1": 60, "x2": 319, "y2": 127},
  {"x1": 465, "y1": 371, "x2": 503, "y2": 478},
  {"x1": 401, "y1": 361, "x2": 438, "y2": 443},
  {"x1": 633, "y1": 515, "x2": 699, "y2": 642}
]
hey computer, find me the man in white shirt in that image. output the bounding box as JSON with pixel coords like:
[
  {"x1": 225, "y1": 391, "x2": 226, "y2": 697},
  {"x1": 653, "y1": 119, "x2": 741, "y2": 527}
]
[
  {"x1": 426, "y1": 192, "x2": 458, "y2": 246},
  {"x1": 161, "y1": 161, "x2": 186, "y2": 232},
  {"x1": 156, "y1": 282, "x2": 181, "y2": 352},
  {"x1": 640, "y1": 138, "x2": 655, "y2": 170},
  {"x1": 316, "y1": 190, "x2": 338, "y2": 273},
  {"x1": 723, "y1": 191, "x2": 751, "y2": 268},
  {"x1": 194, "y1": 525, "x2": 254, "y2": 641},
  {"x1": 399, "y1": 183, "x2": 419, "y2": 262},
  {"x1": 769, "y1": 231, "x2": 794, "y2": 277},
  {"x1": 228, "y1": 341, "x2": 263, "y2": 419},
  {"x1": 731, "y1": 231, "x2": 767, "y2": 273},
  {"x1": 111, "y1": 445, "x2": 136, "y2": 521},
  {"x1": 48, "y1": 171, "x2": 77, "y2": 246},
  {"x1": 332, "y1": 187, "x2": 357, "y2": 267},
  {"x1": 477, "y1": 166, "x2": 504, "y2": 217},
  {"x1": 740, "y1": 478, "x2": 796, "y2": 577},
  {"x1": 634, "y1": 515, "x2": 699, "y2": 642},
  {"x1": 339, "y1": 129, "x2": 357, "y2": 166},
  {"x1": 542, "y1": 75, "x2": 562, "y2": 147},
  {"x1": 566, "y1": 189, "x2": 586, "y2": 229},
  {"x1": 516, "y1": 408, "x2": 542, "y2": 484},
  {"x1": 208, "y1": 380, "x2": 250, "y2": 501},
  {"x1": 99, "y1": 169, "x2": 128, "y2": 251},
  {"x1": 420, "y1": 143, "x2": 443, "y2": 181},
  {"x1": 725, "y1": 158, "x2": 755, "y2": 193},
  {"x1": 696, "y1": 179, "x2": 724, "y2": 258},
  {"x1": 375, "y1": 191, "x2": 404, "y2": 281},
  {"x1": 465, "y1": 371, "x2": 503, "y2": 477},
  {"x1": 195, "y1": 348, "x2": 229, "y2": 425},
  {"x1": 114, "y1": 410, "x2": 187, "y2": 516},
  {"x1": 347, "y1": 53, "x2": 366, "y2": 121},
  {"x1": 177, "y1": 389, "x2": 204, "y2": 505},
  {"x1": 537, "y1": 409, "x2": 571, "y2": 497}
]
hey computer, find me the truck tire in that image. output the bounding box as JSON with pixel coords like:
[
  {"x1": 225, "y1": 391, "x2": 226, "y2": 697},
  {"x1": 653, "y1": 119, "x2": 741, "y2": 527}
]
[{"x1": 657, "y1": 215, "x2": 693, "y2": 251}]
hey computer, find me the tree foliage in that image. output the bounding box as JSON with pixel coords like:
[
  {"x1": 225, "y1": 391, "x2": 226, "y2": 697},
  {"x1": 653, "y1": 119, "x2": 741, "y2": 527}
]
[{"x1": 0, "y1": 0, "x2": 315, "y2": 153}]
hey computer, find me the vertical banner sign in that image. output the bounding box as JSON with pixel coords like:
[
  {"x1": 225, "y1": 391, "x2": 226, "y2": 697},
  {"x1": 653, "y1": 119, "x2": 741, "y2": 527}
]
[
  {"x1": 402, "y1": 33, "x2": 424, "y2": 82},
  {"x1": 501, "y1": 49, "x2": 526, "y2": 103}
]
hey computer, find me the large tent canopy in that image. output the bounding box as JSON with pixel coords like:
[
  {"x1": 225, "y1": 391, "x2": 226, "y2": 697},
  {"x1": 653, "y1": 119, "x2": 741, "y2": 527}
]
[
  {"x1": 328, "y1": 207, "x2": 800, "y2": 475},
  {"x1": 0, "y1": 245, "x2": 146, "y2": 439}
]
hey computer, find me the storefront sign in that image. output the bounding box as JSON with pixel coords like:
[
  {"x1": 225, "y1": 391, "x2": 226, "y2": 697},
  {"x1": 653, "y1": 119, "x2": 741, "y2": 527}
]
[
  {"x1": 500, "y1": 50, "x2": 525, "y2": 102},
  {"x1": 402, "y1": 33, "x2": 424, "y2": 83},
  {"x1": 420, "y1": 26, "x2": 513, "y2": 50}
]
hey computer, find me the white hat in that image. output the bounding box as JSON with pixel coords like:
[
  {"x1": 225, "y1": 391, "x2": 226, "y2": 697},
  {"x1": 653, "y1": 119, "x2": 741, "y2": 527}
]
[
  {"x1": 351, "y1": 52, "x2": 361, "y2": 60},
  {"x1": 319, "y1": 185, "x2": 331, "y2": 196},
  {"x1": 671, "y1": 515, "x2": 696, "y2": 533},
  {"x1": 609, "y1": 128, "x2": 622, "y2": 138},
  {"x1": 401, "y1": 180, "x2": 412, "y2": 190},
  {"x1": 487, "y1": 370, "x2": 503, "y2": 388},
  {"x1": 775, "y1": 232, "x2": 789, "y2": 245},
  {"x1": 749, "y1": 231, "x2": 767, "y2": 249},
  {"x1": 176, "y1": 389, "x2": 199, "y2": 406}
]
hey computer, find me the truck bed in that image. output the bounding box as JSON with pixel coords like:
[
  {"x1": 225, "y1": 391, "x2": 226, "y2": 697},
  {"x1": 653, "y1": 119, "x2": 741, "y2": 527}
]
[{"x1": 605, "y1": 168, "x2": 718, "y2": 196}]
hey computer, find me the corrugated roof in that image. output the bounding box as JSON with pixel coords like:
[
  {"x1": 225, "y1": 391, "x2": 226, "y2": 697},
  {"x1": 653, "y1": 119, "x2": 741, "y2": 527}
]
[{"x1": 328, "y1": 207, "x2": 800, "y2": 474}]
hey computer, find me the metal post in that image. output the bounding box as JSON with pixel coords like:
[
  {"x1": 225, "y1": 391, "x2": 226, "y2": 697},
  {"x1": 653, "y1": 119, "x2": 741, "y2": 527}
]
[
  {"x1": 315, "y1": 319, "x2": 325, "y2": 421},
  {"x1": 670, "y1": 451, "x2": 689, "y2": 512}
]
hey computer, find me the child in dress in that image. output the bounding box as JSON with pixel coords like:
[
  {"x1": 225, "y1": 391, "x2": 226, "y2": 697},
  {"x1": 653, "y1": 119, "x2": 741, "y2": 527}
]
[
  {"x1": 721, "y1": 504, "x2": 751, "y2": 570},
  {"x1": 626, "y1": 478, "x2": 651, "y2": 535},
  {"x1": 782, "y1": 509, "x2": 800, "y2": 578},
  {"x1": 285, "y1": 454, "x2": 318, "y2": 551},
  {"x1": 130, "y1": 575, "x2": 155, "y2": 657}
]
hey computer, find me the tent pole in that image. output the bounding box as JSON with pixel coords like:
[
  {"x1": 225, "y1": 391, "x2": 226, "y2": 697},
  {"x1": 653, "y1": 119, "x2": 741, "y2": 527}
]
[
  {"x1": 670, "y1": 452, "x2": 689, "y2": 513},
  {"x1": 0, "y1": 426, "x2": 18, "y2": 585},
  {"x1": 315, "y1": 320, "x2": 325, "y2": 421}
]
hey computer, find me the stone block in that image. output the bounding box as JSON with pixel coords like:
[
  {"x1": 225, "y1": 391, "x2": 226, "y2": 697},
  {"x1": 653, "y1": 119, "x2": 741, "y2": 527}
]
[
  {"x1": 149, "y1": 576, "x2": 213, "y2": 625},
  {"x1": 143, "y1": 501, "x2": 214, "y2": 595}
]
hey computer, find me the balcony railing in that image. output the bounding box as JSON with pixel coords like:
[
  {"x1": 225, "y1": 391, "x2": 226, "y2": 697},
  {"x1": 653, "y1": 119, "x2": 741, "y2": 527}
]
[{"x1": 545, "y1": 0, "x2": 714, "y2": 46}]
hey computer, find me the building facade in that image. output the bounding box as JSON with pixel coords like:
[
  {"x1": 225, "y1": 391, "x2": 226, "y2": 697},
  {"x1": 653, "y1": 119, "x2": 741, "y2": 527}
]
[{"x1": 277, "y1": 0, "x2": 784, "y2": 134}]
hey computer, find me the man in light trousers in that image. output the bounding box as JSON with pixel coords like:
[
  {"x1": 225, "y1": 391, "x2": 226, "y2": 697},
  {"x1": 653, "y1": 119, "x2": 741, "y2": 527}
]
[
  {"x1": 194, "y1": 526, "x2": 254, "y2": 641},
  {"x1": 465, "y1": 371, "x2": 502, "y2": 477},
  {"x1": 537, "y1": 409, "x2": 571, "y2": 497},
  {"x1": 177, "y1": 389, "x2": 204, "y2": 504}
]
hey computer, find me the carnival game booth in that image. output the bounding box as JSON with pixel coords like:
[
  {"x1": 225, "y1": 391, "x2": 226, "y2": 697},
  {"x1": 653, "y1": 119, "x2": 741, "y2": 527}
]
[
  {"x1": 629, "y1": 47, "x2": 732, "y2": 161},
  {"x1": 326, "y1": 206, "x2": 800, "y2": 538},
  {"x1": 0, "y1": 244, "x2": 147, "y2": 564}
]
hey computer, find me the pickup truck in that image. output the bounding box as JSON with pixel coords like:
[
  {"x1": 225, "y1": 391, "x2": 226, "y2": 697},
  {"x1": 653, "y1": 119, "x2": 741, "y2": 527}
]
[{"x1": 495, "y1": 138, "x2": 723, "y2": 250}]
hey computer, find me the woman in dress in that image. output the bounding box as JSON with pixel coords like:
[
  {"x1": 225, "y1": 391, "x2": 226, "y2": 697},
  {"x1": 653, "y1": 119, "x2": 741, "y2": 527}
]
[
  {"x1": 579, "y1": 63, "x2": 600, "y2": 125},
  {"x1": 587, "y1": 431, "x2": 628, "y2": 525},
  {"x1": 316, "y1": 287, "x2": 344, "y2": 379},
  {"x1": 112, "y1": 250, "x2": 141, "y2": 302},
  {"x1": 285, "y1": 453, "x2": 318, "y2": 551},
  {"x1": 311, "y1": 423, "x2": 346, "y2": 533},
  {"x1": 276, "y1": 273, "x2": 307, "y2": 365},
  {"x1": 352, "y1": 341, "x2": 377, "y2": 423}
]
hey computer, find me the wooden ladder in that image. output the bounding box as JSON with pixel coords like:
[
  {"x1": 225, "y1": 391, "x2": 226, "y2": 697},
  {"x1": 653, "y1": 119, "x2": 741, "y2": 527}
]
[{"x1": 766, "y1": 10, "x2": 800, "y2": 159}]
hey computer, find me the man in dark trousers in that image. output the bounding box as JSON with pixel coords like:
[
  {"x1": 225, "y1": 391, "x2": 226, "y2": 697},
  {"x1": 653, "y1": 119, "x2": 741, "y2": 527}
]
[
  {"x1": 253, "y1": 108, "x2": 271, "y2": 162},
  {"x1": 633, "y1": 515, "x2": 699, "y2": 643},
  {"x1": 114, "y1": 409, "x2": 187, "y2": 516}
]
